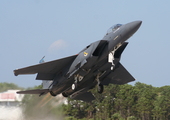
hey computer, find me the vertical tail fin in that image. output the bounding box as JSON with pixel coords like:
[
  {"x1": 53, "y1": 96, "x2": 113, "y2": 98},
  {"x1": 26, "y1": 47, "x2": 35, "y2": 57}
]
[{"x1": 39, "y1": 56, "x2": 45, "y2": 63}]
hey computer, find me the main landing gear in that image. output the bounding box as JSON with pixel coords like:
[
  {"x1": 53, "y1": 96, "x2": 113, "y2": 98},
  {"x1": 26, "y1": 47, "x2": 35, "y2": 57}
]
[
  {"x1": 96, "y1": 72, "x2": 105, "y2": 94},
  {"x1": 72, "y1": 74, "x2": 83, "y2": 91},
  {"x1": 71, "y1": 72, "x2": 105, "y2": 94}
]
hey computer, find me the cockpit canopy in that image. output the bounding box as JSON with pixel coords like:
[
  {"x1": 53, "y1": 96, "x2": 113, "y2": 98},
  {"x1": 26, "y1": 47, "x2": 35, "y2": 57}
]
[{"x1": 106, "y1": 24, "x2": 122, "y2": 34}]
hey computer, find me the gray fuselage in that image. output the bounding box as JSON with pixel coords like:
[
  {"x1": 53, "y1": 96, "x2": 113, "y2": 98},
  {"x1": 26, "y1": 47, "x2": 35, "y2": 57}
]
[{"x1": 50, "y1": 21, "x2": 142, "y2": 95}]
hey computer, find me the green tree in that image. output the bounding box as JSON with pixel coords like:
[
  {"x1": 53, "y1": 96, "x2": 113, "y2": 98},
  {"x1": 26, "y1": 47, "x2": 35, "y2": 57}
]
[
  {"x1": 62, "y1": 82, "x2": 170, "y2": 120},
  {"x1": 152, "y1": 86, "x2": 170, "y2": 120},
  {"x1": 114, "y1": 84, "x2": 138, "y2": 119},
  {"x1": 135, "y1": 82, "x2": 157, "y2": 120},
  {"x1": 0, "y1": 82, "x2": 23, "y2": 92}
]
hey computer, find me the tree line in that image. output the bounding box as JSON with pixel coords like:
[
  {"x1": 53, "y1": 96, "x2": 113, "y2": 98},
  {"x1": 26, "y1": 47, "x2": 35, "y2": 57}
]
[
  {"x1": 63, "y1": 82, "x2": 170, "y2": 120},
  {"x1": 1, "y1": 82, "x2": 170, "y2": 120},
  {"x1": 0, "y1": 82, "x2": 23, "y2": 92}
]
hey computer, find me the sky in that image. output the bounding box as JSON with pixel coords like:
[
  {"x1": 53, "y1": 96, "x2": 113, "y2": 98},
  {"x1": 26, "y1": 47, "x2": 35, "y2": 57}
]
[{"x1": 0, "y1": 1, "x2": 170, "y2": 88}]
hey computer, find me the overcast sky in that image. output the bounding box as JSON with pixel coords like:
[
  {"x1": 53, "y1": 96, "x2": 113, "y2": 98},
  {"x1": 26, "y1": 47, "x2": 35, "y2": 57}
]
[{"x1": 1, "y1": 1, "x2": 170, "y2": 88}]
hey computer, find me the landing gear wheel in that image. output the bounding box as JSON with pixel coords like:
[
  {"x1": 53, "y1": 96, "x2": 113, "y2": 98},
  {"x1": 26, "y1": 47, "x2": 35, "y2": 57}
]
[
  {"x1": 72, "y1": 83, "x2": 77, "y2": 91},
  {"x1": 62, "y1": 92, "x2": 68, "y2": 97},
  {"x1": 50, "y1": 91, "x2": 57, "y2": 96},
  {"x1": 97, "y1": 84, "x2": 104, "y2": 94}
]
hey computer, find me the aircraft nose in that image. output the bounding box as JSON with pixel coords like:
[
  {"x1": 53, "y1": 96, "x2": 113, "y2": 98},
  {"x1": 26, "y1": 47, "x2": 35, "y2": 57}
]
[
  {"x1": 123, "y1": 21, "x2": 142, "y2": 39},
  {"x1": 127, "y1": 21, "x2": 142, "y2": 32}
]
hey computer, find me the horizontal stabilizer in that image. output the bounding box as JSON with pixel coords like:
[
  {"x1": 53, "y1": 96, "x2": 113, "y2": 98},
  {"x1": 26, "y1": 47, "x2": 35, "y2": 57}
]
[
  {"x1": 17, "y1": 89, "x2": 49, "y2": 94},
  {"x1": 14, "y1": 55, "x2": 77, "y2": 78},
  {"x1": 102, "y1": 62, "x2": 135, "y2": 85},
  {"x1": 70, "y1": 88, "x2": 95, "y2": 102}
]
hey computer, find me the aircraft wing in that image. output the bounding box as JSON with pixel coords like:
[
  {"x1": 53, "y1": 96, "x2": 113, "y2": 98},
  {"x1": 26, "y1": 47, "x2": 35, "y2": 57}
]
[
  {"x1": 14, "y1": 55, "x2": 77, "y2": 79},
  {"x1": 102, "y1": 62, "x2": 135, "y2": 85}
]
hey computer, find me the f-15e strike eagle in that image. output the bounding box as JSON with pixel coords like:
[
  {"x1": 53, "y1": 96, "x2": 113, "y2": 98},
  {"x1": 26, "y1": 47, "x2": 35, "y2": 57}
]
[{"x1": 14, "y1": 21, "x2": 142, "y2": 102}]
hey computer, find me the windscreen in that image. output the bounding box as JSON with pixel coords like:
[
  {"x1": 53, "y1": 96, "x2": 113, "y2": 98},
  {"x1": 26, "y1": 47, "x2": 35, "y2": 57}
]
[{"x1": 106, "y1": 24, "x2": 122, "y2": 34}]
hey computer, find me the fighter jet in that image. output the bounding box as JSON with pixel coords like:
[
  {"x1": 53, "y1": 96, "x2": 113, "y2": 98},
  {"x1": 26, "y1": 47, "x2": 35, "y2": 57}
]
[{"x1": 14, "y1": 21, "x2": 142, "y2": 102}]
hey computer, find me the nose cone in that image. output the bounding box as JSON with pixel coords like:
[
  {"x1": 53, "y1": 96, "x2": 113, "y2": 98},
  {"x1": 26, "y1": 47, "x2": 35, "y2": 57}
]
[
  {"x1": 127, "y1": 21, "x2": 142, "y2": 32},
  {"x1": 123, "y1": 21, "x2": 142, "y2": 39}
]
